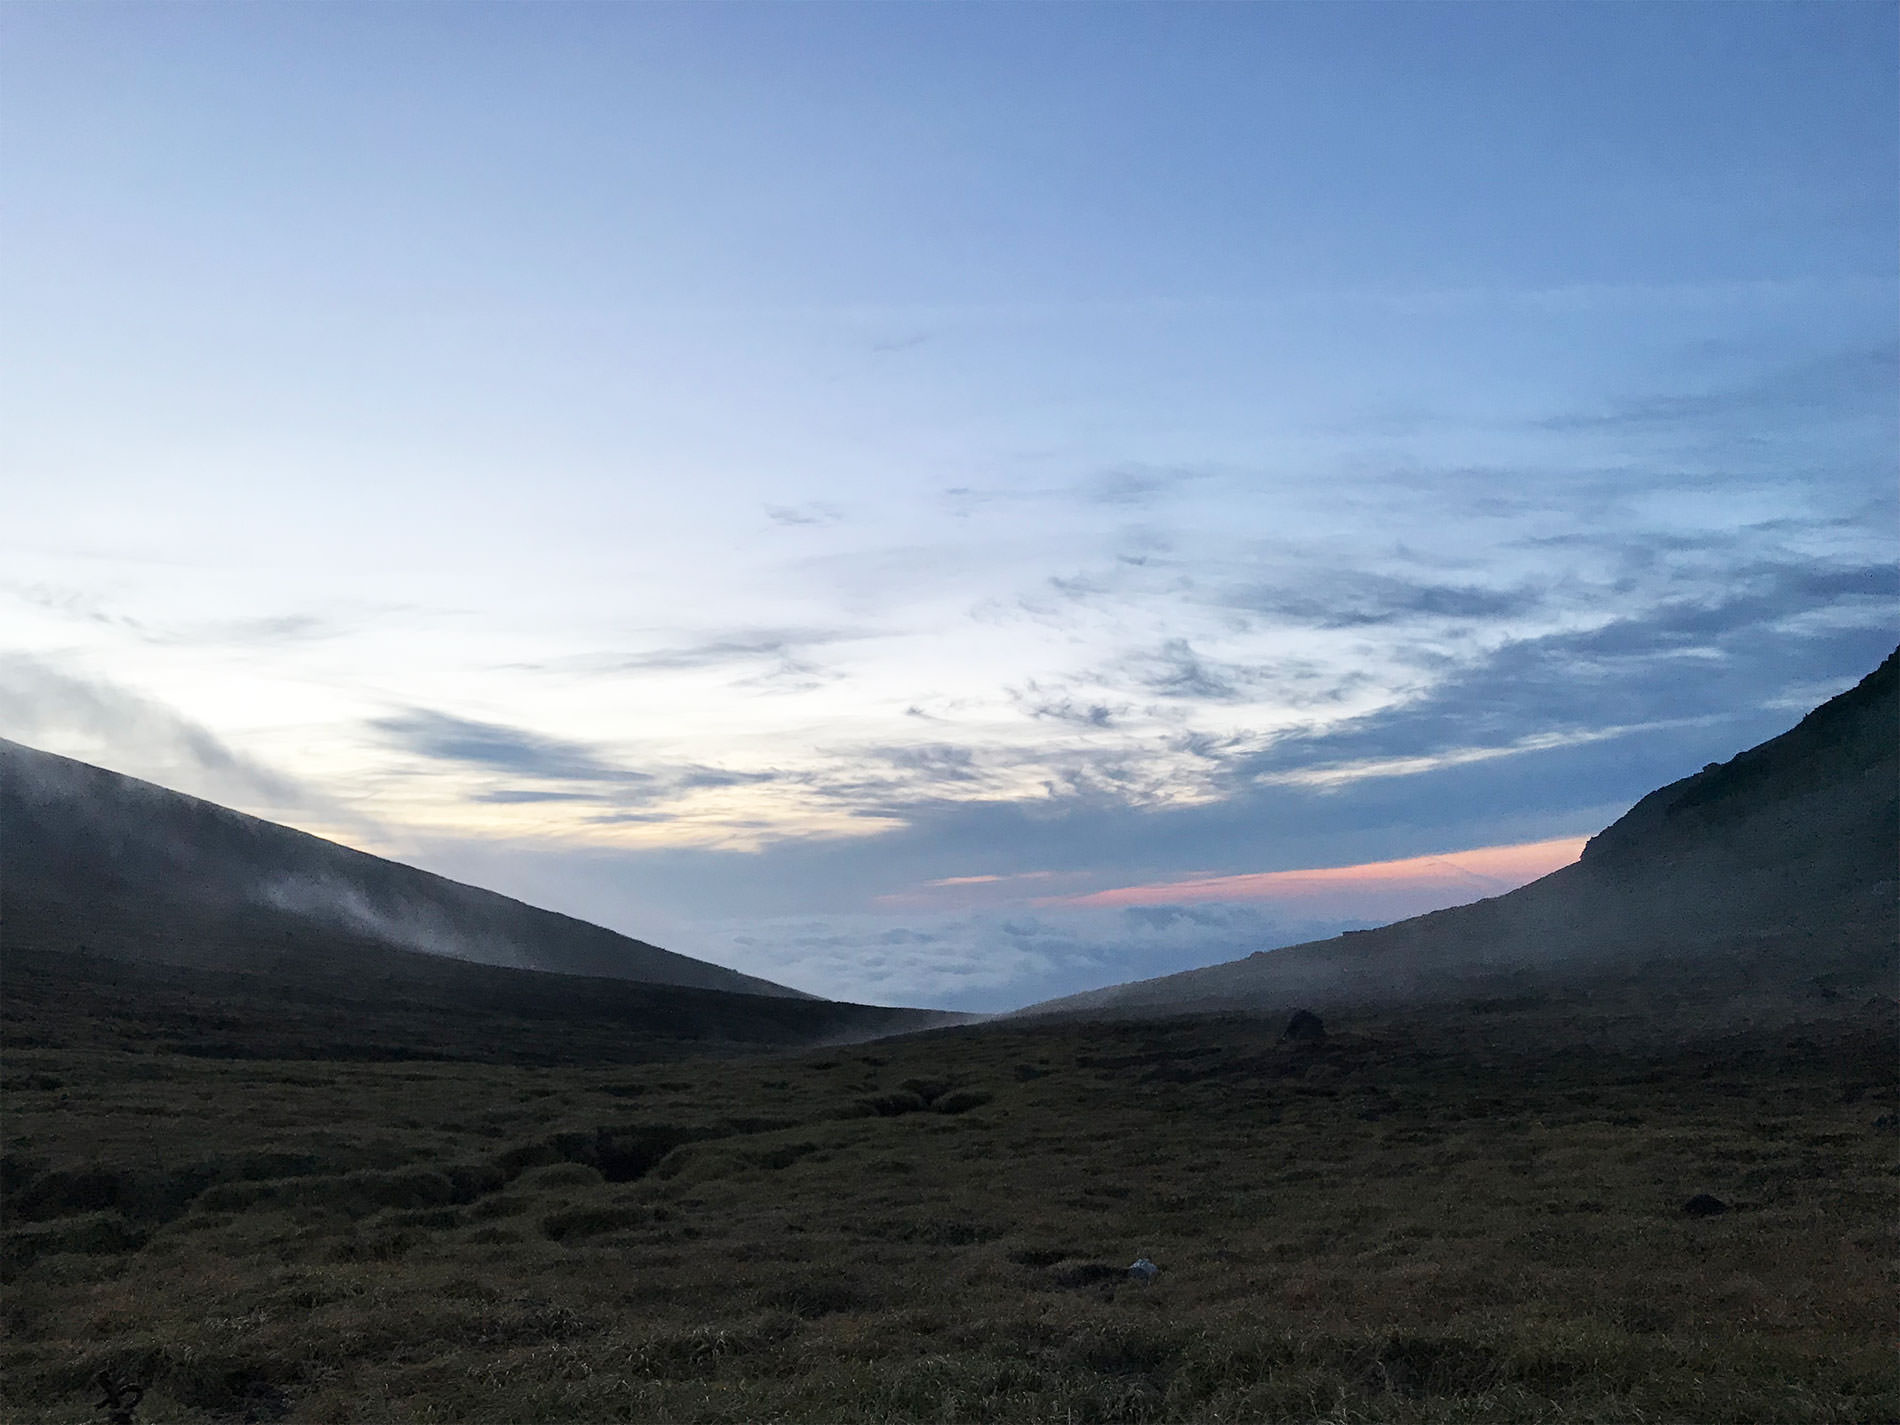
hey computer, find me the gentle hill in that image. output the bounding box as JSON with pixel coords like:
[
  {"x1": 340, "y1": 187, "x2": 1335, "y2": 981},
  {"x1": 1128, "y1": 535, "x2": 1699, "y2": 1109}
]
[
  {"x1": 0, "y1": 738, "x2": 967, "y2": 1061},
  {"x1": 1026, "y1": 648, "x2": 1898, "y2": 1019},
  {"x1": 0, "y1": 737, "x2": 801, "y2": 997}
]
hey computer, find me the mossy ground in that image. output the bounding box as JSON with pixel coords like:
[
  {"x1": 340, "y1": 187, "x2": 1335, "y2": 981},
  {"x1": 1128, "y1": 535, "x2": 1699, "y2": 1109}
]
[{"x1": 3, "y1": 961, "x2": 1896, "y2": 1422}]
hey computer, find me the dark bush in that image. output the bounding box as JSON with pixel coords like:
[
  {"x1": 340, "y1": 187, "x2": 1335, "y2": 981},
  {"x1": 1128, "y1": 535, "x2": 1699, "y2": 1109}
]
[
  {"x1": 1368, "y1": 1334, "x2": 1501, "y2": 1397},
  {"x1": 1008, "y1": 1247, "x2": 1077, "y2": 1268},
  {"x1": 1283, "y1": 1010, "x2": 1326, "y2": 1043},
  {"x1": 857, "y1": 1092, "x2": 928, "y2": 1118},
  {"x1": 595, "y1": 1125, "x2": 711, "y2": 1182},
  {"x1": 165, "y1": 1357, "x2": 295, "y2": 1416},
  {"x1": 758, "y1": 1271, "x2": 870, "y2": 1319},
  {"x1": 196, "y1": 1168, "x2": 458, "y2": 1218},
  {"x1": 2, "y1": 1212, "x2": 148, "y2": 1278},
  {"x1": 1051, "y1": 1263, "x2": 1125, "y2": 1289},
  {"x1": 541, "y1": 1205, "x2": 653, "y2": 1241},
  {"x1": 1060, "y1": 1320, "x2": 1187, "y2": 1378},
  {"x1": 9, "y1": 1164, "x2": 220, "y2": 1225},
  {"x1": 933, "y1": 1090, "x2": 992, "y2": 1115},
  {"x1": 752, "y1": 1141, "x2": 820, "y2": 1171}
]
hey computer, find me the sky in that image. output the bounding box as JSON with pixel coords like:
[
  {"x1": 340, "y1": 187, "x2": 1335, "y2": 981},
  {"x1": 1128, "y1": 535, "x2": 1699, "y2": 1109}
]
[{"x1": 3, "y1": 3, "x2": 1895, "y2": 1010}]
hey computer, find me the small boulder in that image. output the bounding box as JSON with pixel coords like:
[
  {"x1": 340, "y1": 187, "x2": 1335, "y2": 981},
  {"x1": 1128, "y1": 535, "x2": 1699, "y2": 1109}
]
[
  {"x1": 1283, "y1": 1009, "x2": 1326, "y2": 1043},
  {"x1": 1128, "y1": 1257, "x2": 1159, "y2": 1282},
  {"x1": 1681, "y1": 1193, "x2": 1729, "y2": 1217}
]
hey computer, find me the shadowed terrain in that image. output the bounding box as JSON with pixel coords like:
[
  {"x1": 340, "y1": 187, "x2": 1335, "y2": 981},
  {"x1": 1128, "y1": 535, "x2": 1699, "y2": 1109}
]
[
  {"x1": 1, "y1": 655, "x2": 1895, "y2": 1421},
  {"x1": 0, "y1": 738, "x2": 803, "y2": 997},
  {"x1": 1, "y1": 739, "x2": 969, "y2": 1062},
  {"x1": 1027, "y1": 648, "x2": 1897, "y2": 1020}
]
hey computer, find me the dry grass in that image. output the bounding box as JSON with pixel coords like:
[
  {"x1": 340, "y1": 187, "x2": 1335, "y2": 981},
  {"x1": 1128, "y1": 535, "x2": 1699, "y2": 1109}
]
[{"x1": 4, "y1": 961, "x2": 1897, "y2": 1422}]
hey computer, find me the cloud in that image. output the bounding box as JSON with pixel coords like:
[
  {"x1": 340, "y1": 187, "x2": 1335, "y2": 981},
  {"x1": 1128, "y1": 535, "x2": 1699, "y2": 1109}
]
[
  {"x1": 878, "y1": 744, "x2": 983, "y2": 784},
  {"x1": 1128, "y1": 638, "x2": 1247, "y2": 701},
  {"x1": 765, "y1": 502, "x2": 845, "y2": 527},
  {"x1": 175, "y1": 614, "x2": 339, "y2": 647},
  {"x1": 3, "y1": 583, "x2": 344, "y2": 649},
  {"x1": 685, "y1": 902, "x2": 1387, "y2": 1010},
  {"x1": 406, "y1": 604, "x2": 1887, "y2": 1005},
  {"x1": 1019, "y1": 691, "x2": 1118, "y2": 728},
  {"x1": 1539, "y1": 343, "x2": 1900, "y2": 433},
  {"x1": 602, "y1": 627, "x2": 860, "y2": 673},
  {"x1": 1078, "y1": 467, "x2": 1199, "y2": 507},
  {"x1": 0, "y1": 653, "x2": 349, "y2": 824},
  {"x1": 1046, "y1": 836, "x2": 1586, "y2": 914},
  {"x1": 1230, "y1": 558, "x2": 1898, "y2": 785},
  {"x1": 940, "y1": 486, "x2": 998, "y2": 519},
  {"x1": 471, "y1": 789, "x2": 600, "y2": 804},
  {"x1": 1218, "y1": 572, "x2": 1545, "y2": 630},
  {"x1": 372, "y1": 706, "x2": 799, "y2": 822},
  {"x1": 511, "y1": 628, "x2": 867, "y2": 696},
  {"x1": 373, "y1": 709, "x2": 653, "y2": 785}
]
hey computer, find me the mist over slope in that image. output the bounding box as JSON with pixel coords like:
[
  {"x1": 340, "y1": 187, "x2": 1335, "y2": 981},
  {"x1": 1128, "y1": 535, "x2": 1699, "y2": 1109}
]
[
  {"x1": 1027, "y1": 647, "x2": 1898, "y2": 1018},
  {"x1": 0, "y1": 738, "x2": 805, "y2": 999}
]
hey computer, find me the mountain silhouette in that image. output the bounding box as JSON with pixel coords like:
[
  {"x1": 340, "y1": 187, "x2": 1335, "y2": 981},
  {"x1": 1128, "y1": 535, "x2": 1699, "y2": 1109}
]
[
  {"x1": 1026, "y1": 647, "x2": 1898, "y2": 1018},
  {"x1": 1, "y1": 739, "x2": 971, "y2": 1062},
  {"x1": 1, "y1": 737, "x2": 802, "y2": 997}
]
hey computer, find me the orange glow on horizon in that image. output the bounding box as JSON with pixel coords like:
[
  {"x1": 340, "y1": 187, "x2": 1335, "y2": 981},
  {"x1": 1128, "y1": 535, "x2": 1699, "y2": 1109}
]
[{"x1": 1040, "y1": 835, "x2": 1589, "y2": 910}]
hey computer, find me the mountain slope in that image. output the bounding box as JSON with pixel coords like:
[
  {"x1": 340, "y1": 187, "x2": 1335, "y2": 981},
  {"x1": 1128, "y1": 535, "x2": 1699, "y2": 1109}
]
[
  {"x1": 0, "y1": 737, "x2": 802, "y2": 998},
  {"x1": 1027, "y1": 648, "x2": 1898, "y2": 1018}
]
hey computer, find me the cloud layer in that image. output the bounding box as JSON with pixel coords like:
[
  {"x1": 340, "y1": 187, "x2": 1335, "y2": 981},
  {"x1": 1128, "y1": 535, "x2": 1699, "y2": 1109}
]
[{"x1": 3, "y1": 5, "x2": 1892, "y2": 1007}]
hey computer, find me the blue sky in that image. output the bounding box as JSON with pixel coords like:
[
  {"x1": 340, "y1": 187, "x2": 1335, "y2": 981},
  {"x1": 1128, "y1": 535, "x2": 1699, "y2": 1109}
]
[{"x1": 3, "y1": 3, "x2": 1894, "y2": 1009}]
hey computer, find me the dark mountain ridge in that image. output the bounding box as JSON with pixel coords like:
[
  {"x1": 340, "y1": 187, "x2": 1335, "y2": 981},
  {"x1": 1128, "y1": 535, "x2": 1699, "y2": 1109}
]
[
  {"x1": 1, "y1": 739, "x2": 964, "y2": 1062},
  {"x1": 1, "y1": 736, "x2": 801, "y2": 998},
  {"x1": 1027, "y1": 648, "x2": 1898, "y2": 1018}
]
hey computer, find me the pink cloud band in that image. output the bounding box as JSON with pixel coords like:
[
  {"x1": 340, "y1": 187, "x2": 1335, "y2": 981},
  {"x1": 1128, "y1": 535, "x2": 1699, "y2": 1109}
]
[{"x1": 1038, "y1": 835, "x2": 1589, "y2": 911}]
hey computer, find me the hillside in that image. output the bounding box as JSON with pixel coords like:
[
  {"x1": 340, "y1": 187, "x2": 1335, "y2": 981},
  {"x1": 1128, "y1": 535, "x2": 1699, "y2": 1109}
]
[
  {"x1": 1026, "y1": 648, "x2": 1898, "y2": 1018},
  {"x1": 0, "y1": 737, "x2": 801, "y2": 998},
  {"x1": 2, "y1": 664, "x2": 1894, "y2": 1421},
  {"x1": 0, "y1": 737, "x2": 968, "y2": 1062}
]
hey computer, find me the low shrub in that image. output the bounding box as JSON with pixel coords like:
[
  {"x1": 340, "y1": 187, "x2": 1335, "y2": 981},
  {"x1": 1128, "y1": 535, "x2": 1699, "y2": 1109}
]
[
  {"x1": 2, "y1": 1212, "x2": 148, "y2": 1278},
  {"x1": 856, "y1": 1092, "x2": 929, "y2": 1118},
  {"x1": 541, "y1": 1204, "x2": 655, "y2": 1241},
  {"x1": 758, "y1": 1271, "x2": 873, "y2": 1319},
  {"x1": 933, "y1": 1090, "x2": 993, "y2": 1115},
  {"x1": 517, "y1": 1162, "x2": 604, "y2": 1190}
]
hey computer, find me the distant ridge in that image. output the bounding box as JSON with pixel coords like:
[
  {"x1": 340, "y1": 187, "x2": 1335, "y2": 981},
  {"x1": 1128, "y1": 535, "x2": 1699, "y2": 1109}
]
[
  {"x1": 1026, "y1": 648, "x2": 1899, "y2": 1018},
  {"x1": 0, "y1": 737, "x2": 804, "y2": 999}
]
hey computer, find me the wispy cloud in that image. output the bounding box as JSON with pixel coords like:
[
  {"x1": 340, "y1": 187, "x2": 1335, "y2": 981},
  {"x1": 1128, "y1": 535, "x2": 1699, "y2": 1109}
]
[
  {"x1": 373, "y1": 709, "x2": 653, "y2": 785},
  {"x1": 1078, "y1": 466, "x2": 1203, "y2": 508},
  {"x1": 1127, "y1": 638, "x2": 1249, "y2": 701},
  {"x1": 371, "y1": 708, "x2": 792, "y2": 824},
  {"x1": 1538, "y1": 343, "x2": 1900, "y2": 433},
  {"x1": 604, "y1": 627, "x2": 863, "y2": 673},
  {"x1": 1217, "y1": 572, "x2": 1544, "y2": 630},
  {"x1": 765, "y1": 502, "x2": 846, "y2": 527},
  {"x1": 0, "y1": 653, "x2": 359, "y2": 829},
  {"x1": 2, "y1": 584, "x2": 345, "y2": 650}
]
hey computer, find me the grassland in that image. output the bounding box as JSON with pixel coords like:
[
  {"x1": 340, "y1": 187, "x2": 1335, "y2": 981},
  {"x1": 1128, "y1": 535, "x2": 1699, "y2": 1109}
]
[{"x1": 4, "y1": 939, "x2": 1895, "y2": 1423}]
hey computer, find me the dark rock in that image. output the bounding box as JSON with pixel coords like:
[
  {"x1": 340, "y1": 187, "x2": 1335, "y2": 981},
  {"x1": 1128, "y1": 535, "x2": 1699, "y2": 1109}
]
[
  {"x1": 1681, "y1": 1193, "x2": 1729, "y2": 1217},
  {"x1": 1283, "y1": 1009, "x2": 1326, "y2": 1043}
]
